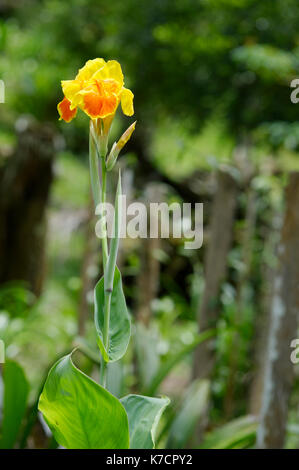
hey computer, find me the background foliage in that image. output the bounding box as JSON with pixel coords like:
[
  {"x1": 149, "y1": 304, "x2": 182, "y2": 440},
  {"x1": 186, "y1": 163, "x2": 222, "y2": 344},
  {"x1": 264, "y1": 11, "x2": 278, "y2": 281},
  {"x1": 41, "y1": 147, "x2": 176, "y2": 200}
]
[{"x1": 0, "y1": 0, "x2": 299, "y2": 449}]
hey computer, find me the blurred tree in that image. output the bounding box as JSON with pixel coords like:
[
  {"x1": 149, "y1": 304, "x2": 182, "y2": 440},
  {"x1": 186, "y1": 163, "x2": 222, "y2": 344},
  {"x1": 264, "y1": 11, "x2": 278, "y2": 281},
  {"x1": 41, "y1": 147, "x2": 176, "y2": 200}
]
[
  {"x1": 0, "y1": 120, "x2": 55, "y2": 295},
  {"x1": 193, "y1": 170, "x2": 237, "y2": 380},
  {"x1": 0, "y1": 0, "x2": 299, "y2": 448},
  {"x1": 257, "y1": 172, "x2": 299, "y2": 448}
]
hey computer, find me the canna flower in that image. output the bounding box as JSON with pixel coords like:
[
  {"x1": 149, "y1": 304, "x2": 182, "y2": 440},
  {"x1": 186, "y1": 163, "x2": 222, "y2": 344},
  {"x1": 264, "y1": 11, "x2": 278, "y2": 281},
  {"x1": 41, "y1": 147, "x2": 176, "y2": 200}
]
[{"x1": 57, "y1": 58, "x2": 134, "y2": 126}]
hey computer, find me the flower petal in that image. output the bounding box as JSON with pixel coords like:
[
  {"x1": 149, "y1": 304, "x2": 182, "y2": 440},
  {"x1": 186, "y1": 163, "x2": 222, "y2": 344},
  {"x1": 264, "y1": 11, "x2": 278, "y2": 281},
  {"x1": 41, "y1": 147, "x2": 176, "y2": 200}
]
[
  {"x1": 121, "y1": 88, "x2": 134, "y2": 116},
  {"x1": 106, "y1": 60, "x2": 124, "y2": 86},
  {"x1": 93, "y1": 60, "x2": 124, "y2": 87},
  {"x1": 76, "y1": 58, "x2": 106, "y2": 81},
  {"x1": 57, "y1": 97, "x2": 77, "y2": 122}
]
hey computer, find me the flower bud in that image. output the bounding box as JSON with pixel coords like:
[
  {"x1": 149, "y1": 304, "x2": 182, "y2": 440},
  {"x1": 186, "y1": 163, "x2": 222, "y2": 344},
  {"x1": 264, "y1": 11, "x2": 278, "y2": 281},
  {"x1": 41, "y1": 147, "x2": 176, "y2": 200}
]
[
  {"x1": 106, "y1": 121, "x2": 136, "y2": 171},
  {"x1": 116, "y1": 121, "x2": 136, "y2": 151}
]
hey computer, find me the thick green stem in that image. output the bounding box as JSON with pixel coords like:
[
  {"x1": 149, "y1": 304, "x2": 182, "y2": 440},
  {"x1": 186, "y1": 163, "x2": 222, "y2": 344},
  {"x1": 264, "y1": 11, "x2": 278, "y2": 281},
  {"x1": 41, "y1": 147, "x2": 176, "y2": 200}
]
[
  {"x1": 89, "y1": 123, "x2": 109, "y2": 388},
  {"x1": 105, "y1": 172, "x2": 121, "y2": 292},
  {"x1": 100, "y1": 155, "x2": 109, "y2": 388},
  {"x1": 101, "y1": 156, "x2": 108, "y2": 271},
  {"x1": 89, "y1": 129, "x2": 101, "y2": 207},
  {"x1": 89, "y1": 124, "x2": 121, "y2": 389},
  {"x1": 100, "y1": 359, "x2": 107, "y2": 387},
  {"x1": 100, "y1": 171, "x2": 122, "y2": 388}
]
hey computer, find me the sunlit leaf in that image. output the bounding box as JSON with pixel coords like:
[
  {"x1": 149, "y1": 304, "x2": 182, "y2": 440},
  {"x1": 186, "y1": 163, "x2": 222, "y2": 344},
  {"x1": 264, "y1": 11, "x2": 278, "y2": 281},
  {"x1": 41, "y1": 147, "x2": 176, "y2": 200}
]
[{"x1": 38, "y1": 353, "x2": 129, "y2": 449}]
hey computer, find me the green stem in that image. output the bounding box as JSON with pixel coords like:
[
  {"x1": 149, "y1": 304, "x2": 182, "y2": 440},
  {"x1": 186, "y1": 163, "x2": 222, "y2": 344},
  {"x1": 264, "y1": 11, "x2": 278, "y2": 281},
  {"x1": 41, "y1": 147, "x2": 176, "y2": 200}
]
[
  {"x1": 100, "y1": 155, "x2": 109, "y2": 388},
  {"x1": 100, "y1": 359, "x2": 107, "y2": 387},
  {"x1": 89, "y1": 122, "x2": 109, "y2": 388},
  {"x1": 100, "y1": 174, "x2": 122, "y2": 387},
  {"x1": 105, "y1": 172, "x2": 122, "y2": 293},
  {"x1": 89, "y1": 125, "x2": 121, "y2": 389},
  {"x1": 89, "y1": 129, "x2": 101, "y2": 207}
]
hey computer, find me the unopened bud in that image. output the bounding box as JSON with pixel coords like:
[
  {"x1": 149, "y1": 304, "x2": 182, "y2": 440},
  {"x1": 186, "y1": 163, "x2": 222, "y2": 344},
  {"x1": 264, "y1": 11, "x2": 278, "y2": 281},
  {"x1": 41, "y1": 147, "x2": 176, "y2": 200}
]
[{"x1": 116, "y1": 121, "x2": 136, "y2": 151}]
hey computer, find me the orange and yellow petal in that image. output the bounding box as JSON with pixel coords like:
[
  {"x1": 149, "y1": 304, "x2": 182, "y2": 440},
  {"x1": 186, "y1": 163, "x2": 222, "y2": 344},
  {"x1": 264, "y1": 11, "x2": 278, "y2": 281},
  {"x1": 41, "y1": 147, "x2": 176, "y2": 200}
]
[
  {"x1": 59, "y1": 59, "x2": 134, "y2": 122},
  {"x1": 57, "y1": 97, "x2": 77, "y2": 122},
  {"x1": 121, "y1": 88, "x2": 134, "y2": 116},
  {"x1": 102, "y1": 78, "x2": 122, "y2": 95},
  {"x1": 82, "y1": 91, "x2": 119, "y2": 119},
  {"x1": 76, "y1": 58, "x2": 106, "y2": 81},
  {"x1": 61, "y1": 80, "x2": 82, "y2": 104}
]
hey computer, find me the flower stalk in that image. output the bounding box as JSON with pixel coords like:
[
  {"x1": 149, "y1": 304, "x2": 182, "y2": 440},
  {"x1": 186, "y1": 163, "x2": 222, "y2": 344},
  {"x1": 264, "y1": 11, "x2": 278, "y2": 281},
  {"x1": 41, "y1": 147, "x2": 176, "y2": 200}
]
[
  {"x1": 58, "y1": 58, "x2": 136, "y2": 387},
  {"x1": 38, "y1": 58, "x2": 170, "y2": 450},
  {"x1": 100, "y1": 154, "x2": 108, "y2": 271},
  {"x1": 89, "y1": 125, "x2": 125, "y2": 387},
  {"x1": 89, "y1": 124, "x2": 101, "y2": 207},
  {"x1": 89, "y1": 131, "x2": 110, "y2": 387}
]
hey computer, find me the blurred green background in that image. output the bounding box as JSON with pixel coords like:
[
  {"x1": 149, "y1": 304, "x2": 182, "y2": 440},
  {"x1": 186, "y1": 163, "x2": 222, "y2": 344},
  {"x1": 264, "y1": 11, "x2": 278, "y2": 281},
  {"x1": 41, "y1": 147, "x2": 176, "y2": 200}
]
[{"x1": 0, "y1": 0, "x2": 299, "y2": 449}]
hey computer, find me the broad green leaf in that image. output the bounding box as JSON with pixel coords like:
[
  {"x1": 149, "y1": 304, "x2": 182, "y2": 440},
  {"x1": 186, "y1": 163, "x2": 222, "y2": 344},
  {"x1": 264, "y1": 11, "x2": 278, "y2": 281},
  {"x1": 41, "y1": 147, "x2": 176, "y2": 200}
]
[
  {"x1": 167, "y1": 379, "x2": 210, "y2": 448},
  {"x1": 94, "y1": 266, "x2": 131, "y2": 362},
  {"x1": 120, "y1": 394, "x2": 170, "y2": 449},
  {"x1": 38, "y1": 353, "x2": 129, "y2": 449},
  {"x1": 145, "y1": 329, "x2": 215, "y2": 396},
  {"x1": 200, "y1": 415, "x2": 257, "y2": 449},
  {"x1": 0, "y1": 360, "x2": 29, "y2": 449}
]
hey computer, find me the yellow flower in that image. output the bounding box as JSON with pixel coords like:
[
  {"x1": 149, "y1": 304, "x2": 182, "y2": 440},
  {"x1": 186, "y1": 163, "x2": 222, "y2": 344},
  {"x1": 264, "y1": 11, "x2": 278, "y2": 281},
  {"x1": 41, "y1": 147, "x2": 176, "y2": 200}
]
[{"x1": 57, "y1": 59, "x2": 134, "y2": 124}]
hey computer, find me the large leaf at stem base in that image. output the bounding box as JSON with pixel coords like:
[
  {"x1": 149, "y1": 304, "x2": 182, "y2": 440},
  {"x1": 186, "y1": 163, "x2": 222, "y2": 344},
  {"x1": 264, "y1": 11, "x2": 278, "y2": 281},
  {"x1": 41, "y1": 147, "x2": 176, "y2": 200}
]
[
  {"x1": 0, "y1": 360, "x2": 29, "y2": 449},
  {"x1": 94, "y1": 266, "x2": 130, "y2": 362},
  {"x1": 120, "y1": 394, "x2": 170, "y2": 449},
  {"x1": 38, "y1": 353, "x2": 129, "y2": 449}
]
